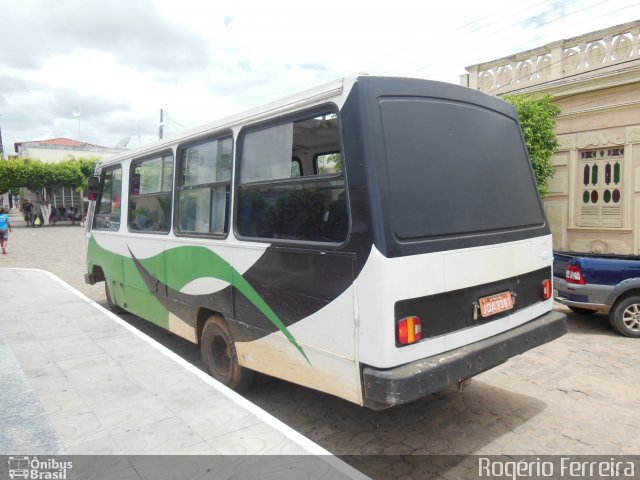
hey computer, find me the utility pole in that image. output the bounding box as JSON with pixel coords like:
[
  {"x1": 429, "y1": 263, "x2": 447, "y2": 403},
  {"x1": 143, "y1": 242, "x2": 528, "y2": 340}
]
[
  {"x1": 0, "y1": 113, "x2": 4, "y2": 156},
  {"x1": 72, "y1": 107, "x2": 81, "y2": 142},
  {"x1": 159, "y1": 109, "x2": 164, "y2": 139}
]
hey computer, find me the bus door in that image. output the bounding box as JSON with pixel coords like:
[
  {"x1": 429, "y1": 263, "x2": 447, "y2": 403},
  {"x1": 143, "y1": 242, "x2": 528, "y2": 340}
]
[
  {"x1": 231, "y1": 244, "x2": 359, "y2": 400},
  {"x1": 89, "y1": 166, "x2": 127, "y2": 308},
  {"x1": 122, "y1": 153, "x2": 174, "y2": 326}
]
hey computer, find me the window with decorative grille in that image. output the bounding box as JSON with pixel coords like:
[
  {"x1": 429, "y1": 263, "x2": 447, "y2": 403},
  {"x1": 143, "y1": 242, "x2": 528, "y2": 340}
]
[{"x1": 579, "y1": 148, "x2": 623, "y2": 228}]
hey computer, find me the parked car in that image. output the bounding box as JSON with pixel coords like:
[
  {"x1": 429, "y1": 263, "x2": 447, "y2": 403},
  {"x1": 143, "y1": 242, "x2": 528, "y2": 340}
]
[{"x1": 553, "y1": 251, "x2": 640, "y2": 338}]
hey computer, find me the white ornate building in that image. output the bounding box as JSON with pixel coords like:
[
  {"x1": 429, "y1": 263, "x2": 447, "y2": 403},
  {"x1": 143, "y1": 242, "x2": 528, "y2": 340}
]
[
  {"x1": 11, "y1": 137, "x2": 127, "y2": 215},
  {"x1": 14, "y1": 137, "x2": 124, "y2": 163},
  {"x1": 463, "y1": 20, "x2": 640, "y2": 254}
]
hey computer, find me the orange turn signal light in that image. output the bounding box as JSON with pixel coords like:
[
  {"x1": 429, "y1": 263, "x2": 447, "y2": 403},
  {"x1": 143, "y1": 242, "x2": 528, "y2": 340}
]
[
  {"x1": 541, "y1": 279, "x2": 552, "y2": 300},
  {"x1": 398, "y1": 316, "x2": 422, "y2": 345}
]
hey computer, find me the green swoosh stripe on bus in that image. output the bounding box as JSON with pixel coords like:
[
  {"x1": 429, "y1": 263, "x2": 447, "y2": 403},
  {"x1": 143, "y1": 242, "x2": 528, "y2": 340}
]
[{"x1": 87, "y1": 238, "x2": 310, "y2": 364}]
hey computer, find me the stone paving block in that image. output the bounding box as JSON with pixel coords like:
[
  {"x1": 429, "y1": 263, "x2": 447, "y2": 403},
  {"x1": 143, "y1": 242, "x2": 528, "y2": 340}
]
[
  {"x1": 82, "y1": 319, "x2": 129, "y2": 341},
  {"x1": 75, "y1": 377, "x2": 153, "y2": 408},
  {"x1": 148, "y1": 381, "x2": 216, "y2": 413},
  {"x1": 55, "y1": 352, "x2": 119, "y2": 377},
  {"x1": 206, "y1": 421, "x2": 310, "y2": 455},
  {"x1": 64, "y1": 362, "x2": 133, "y2": 388},
  {"x1": 108, "y1": 415, "x2": 206, "y2": 455},
  {"x1": 121, "y1": 361, "x2": 198, "y2": 396},
  {"x1": 39, "y1": 331, "x2": 94, "y2": 350},
  {"x1": 38, "y1": 389, "x2": 91, "y2": 422},
  {"x1": 64, "y1": 435, "x2": 125, "y2": 456},
  {"x1": 48, "y1": 411, "x2": 106, "y2": 446},
  {"x1": 173, "y1": 395, "x2": 262, "y2": 442},
  {"x1": 95, "y1": 331, "x2": 154, "y2": 354},
  {"x1": 90, "y1": 393, "x2": 173, "y2": 432}
]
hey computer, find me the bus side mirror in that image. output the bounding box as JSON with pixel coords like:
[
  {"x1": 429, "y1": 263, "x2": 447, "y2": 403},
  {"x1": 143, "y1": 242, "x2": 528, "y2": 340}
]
[{"x1": 88, "y1": 176, "x2": 100, "y2": 201}]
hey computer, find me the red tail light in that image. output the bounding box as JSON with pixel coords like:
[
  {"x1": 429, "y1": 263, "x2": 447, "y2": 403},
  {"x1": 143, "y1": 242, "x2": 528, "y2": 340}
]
[
  {"x1": 398, "y1": 316, "x2": 422, "y2": 345},
  {"x1": 566, "y1": 265, "x2": 586, "y2": 285},
  {"x1": 541, "y1": 279, "x2": 552, "y2": 300}
]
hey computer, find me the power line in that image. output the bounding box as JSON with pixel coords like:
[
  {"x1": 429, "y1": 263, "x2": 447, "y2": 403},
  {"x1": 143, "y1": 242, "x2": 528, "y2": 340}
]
[
  {"x1": 484, "y1": 1, "x2": 640, "y2": 94},
  {"x1": 226, "y1": 0, "x2": 566, "y2": 110},
  {"x1": 394, "y1": 0, "x2": 638, "y2": 81},
  {"x1": 360, "y1": 0, "x2": 552, "y2": 79}
]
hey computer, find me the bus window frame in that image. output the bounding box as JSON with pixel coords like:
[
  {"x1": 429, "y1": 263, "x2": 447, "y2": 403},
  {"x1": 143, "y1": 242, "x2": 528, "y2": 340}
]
[
  {"x1": 92, "y1": 164, "x2": 123, "y2": 232},
  {"x1": 173, "y1": 131, "x2": 234, "y2": 240},
  {"x1": 127, "y1": 149, "x2": 175, "y2": 236},
  {"x1": 233, "y1": 103, "x2": 351, "y2": 248},
  {"x1": 291, "y1": 156, "x2": 303, "y2": 177}
]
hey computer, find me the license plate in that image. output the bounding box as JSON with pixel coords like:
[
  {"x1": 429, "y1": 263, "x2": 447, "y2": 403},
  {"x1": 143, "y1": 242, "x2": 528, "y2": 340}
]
[{"x1": 479, "y1": 291, "x2": 514, "y2": 318}]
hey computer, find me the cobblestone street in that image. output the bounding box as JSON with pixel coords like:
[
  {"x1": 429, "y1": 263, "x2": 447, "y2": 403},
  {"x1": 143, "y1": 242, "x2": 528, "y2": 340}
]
[{"x1": 2, "y1": 216, "x2": 639, "y2": 479}]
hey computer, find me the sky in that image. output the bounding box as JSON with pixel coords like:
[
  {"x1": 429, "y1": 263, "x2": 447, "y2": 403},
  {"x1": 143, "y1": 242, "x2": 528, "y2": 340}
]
[{"x1": 1, "y1": 0, "x2": 639, "y2": 155}]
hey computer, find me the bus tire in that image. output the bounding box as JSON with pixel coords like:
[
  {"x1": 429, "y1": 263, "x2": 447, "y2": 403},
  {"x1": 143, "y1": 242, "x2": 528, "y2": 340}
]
[
  {"x1": 105, "y1": 281, "x2": 125, "y2": 314},
  {"x1": 609, "y1": 295, "x2": 640, "y2": 338},
  {"x1": 201, "y1": 315, "x2": 254, "y2": 391}
]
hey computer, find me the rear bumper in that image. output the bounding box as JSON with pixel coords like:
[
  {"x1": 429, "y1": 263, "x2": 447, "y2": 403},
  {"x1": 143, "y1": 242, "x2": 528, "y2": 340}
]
[
  {"x1": 553, "y1": 277, "x2": 610, "y2": 312},
  {"x1": 361, "y1": 310, "x2": 567, "y2": 409}
]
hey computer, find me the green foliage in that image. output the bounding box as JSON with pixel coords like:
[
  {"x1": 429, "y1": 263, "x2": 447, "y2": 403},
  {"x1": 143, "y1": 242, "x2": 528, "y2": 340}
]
[
  {"x1": 0, "y1": 157, "x2": 99, "y2": 196},
  {"x1": 72, "y1": 157, "x2": 100, "y2": 179},
  {"x1": 503, "y1": 94, "x2": 561, "y2": 197},
  {"x1": 0, "y1": 158, "x2": 25, "y2": 193},
  {"x1": 317, "y1": 153, "x2": 343, "y2": 173}
]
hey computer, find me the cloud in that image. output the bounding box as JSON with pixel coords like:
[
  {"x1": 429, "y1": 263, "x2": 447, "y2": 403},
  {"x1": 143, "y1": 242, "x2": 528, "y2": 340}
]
[
  {"x1": 0, "y1": 0, "x2": 210, "y2": 78},
  {"x1": 522, "y1": 1, "x2": 574, "y2": 29},
  {"x1": 1, "y1": 72, "x2": 133, "y2": 147},
  {"x1": 0, "y1": 76, "x2": 30, "y2": 100},
  {"x1": 298, "y1": 63, "x2": 328, "y2": 72}
]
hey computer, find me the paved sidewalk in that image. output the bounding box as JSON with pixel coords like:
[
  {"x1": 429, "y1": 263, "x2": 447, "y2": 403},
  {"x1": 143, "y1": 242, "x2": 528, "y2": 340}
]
[{"x1": 0, "y1": 268, "x2": 366, "y2": 479}]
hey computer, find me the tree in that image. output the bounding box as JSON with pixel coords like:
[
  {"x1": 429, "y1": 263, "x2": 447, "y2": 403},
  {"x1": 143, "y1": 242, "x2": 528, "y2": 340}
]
[
  {"x1": 0, "y1": 158, "x2": 26, "y2": 194},
  {"x1": 504, "y1": 94, "x2": 561, "y2": 197},
  {"x1": 0, "y1": 157, "x2": 98, "y2": 196},
  {"x1": 0, "y1": 157, "x2": 98, "y2": 224}
]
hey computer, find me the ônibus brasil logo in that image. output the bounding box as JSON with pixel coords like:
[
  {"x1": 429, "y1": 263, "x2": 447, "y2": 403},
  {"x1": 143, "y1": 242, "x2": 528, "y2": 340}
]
[{"x1": 7, "y1": 456, "x2": 73, "y2": 480}]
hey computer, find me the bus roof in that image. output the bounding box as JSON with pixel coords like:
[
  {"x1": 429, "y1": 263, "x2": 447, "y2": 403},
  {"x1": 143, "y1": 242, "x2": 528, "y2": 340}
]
[{"x1": 97, "y1": 76, "x2": 359, "y2": 168}]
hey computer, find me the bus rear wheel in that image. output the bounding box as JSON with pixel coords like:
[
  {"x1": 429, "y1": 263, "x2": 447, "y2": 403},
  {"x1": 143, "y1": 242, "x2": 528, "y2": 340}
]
[{"x1": 201, "y1": 315, "x2": 253, "y2": 391}]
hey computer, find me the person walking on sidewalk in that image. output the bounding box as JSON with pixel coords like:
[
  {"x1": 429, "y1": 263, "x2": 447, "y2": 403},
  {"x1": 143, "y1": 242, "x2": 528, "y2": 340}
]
[
  {"x1": 33, "y1": 201, "x2": 44, "y2": 227},
  {"x1": 0, "y1": 207, "x2": 13, "y2": 254},
  {"x1": 22, "y1": 200, "x2": 34, "y2": 227}
]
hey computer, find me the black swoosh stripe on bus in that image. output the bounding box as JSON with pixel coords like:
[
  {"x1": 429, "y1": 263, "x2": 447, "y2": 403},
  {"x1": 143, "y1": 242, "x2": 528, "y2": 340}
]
[{"x1": 130, "y1": 234, "x2": 373, "y2": 343}]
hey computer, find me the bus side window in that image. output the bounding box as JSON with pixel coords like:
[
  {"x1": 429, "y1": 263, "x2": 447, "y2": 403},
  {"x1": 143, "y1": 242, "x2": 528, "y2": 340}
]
[
  {"x1": 314, "y1": 152, "x2": 342, "y2": 175},
  {"x1": 291, "y1": 157, "x2": 302, "y2": 177},
  {"x1": 237, "y1": 111, "x2": 348, "y2": 243},
  {"x1": 93, "y1": 167, "x2": 122, "y2": 231},
  {"x1": 176, "y1": 136, "x2": 232, "y2": 237},
  {"x1": 128, "y1": 153, "x2": 173, "y2": 233}
]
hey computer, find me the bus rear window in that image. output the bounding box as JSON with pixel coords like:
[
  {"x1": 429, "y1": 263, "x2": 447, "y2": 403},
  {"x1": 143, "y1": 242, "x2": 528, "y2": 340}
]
[{"x1": 379, "y1": 97, "x2": 545, "y2": 241}]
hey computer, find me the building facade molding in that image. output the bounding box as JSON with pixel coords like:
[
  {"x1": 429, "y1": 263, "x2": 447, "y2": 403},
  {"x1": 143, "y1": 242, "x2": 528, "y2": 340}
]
[
  {"x1": 465, "y1": 20, "x2": 640, "y2": 96},
  {"x1": 465, "y1": 20, "x2": 640, "y2": 254}
]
